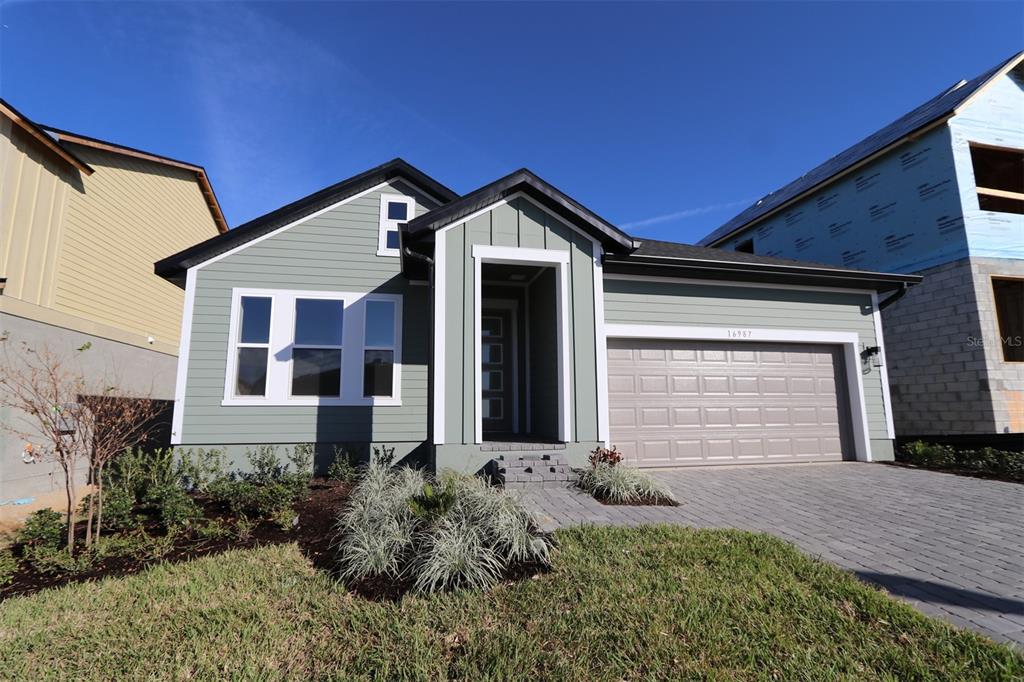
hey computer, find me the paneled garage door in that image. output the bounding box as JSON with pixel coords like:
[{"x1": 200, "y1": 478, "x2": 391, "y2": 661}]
[{"x1": 607, "y1": 339, "x2": 852, "y2": 467}]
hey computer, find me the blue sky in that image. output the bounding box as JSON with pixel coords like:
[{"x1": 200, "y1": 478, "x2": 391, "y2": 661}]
[{"x1": 2, "y1": 2, "x2": 1021, "y2": 244}]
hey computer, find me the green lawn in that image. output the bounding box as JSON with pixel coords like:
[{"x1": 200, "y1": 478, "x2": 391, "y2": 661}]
[{"x1": 1, "y1": 526, "x2": 1020, "y2": 681}]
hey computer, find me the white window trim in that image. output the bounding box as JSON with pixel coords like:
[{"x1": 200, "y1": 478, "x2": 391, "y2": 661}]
[
  {"x1": 604, "y1": 323, "x2": 874, "y2": 462},
  {"x1": 288, "y1": 294, "x2": 345, "y2": 400},
  {"x1": 377, "y1": 193, "x2": 415, "y2": 257},
  {"x1": 362, "y1": 298, "x2": 401, "y2": 400},
  {"x1": 472, "y1": 245, "x2": 570, "y2": 444},
  {"x1": 223, "y1": 288, "x2": 403, "y2": 407}
]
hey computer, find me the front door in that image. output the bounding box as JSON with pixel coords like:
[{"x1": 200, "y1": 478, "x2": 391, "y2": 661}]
[{"x1": 481, "y1": 308, "x2": 514, "y2": 436}]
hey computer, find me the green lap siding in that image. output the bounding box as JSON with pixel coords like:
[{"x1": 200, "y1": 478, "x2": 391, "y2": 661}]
[
  {"x1": 180, "y1": 180, "x2": 439, "y2": 447},
  {"x1": 440, "y1": 196, "x2": 599, "y2": 445},
  {"x1": 603, "y1": 279, "x2": 890, "y2": 442}
]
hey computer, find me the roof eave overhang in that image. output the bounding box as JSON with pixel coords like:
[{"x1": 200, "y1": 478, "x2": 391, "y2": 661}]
[
  {"x1": 604, "y1": 255, "x2": 922, "y2": 293},
  {"x1": 155, "y1": 159, "x2": 458, "y2": 282},
  {"x1": 404, "y1": 171, "x2": 635, "y2": 255}
]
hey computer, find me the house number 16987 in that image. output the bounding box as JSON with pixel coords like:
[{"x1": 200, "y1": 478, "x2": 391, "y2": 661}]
[{"x1": 728, "y1": 329, "x2": 752, "y2": 338}]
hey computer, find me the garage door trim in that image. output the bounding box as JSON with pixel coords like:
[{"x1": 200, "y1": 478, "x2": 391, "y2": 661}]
[{"x1": 603, "y1": 324, "x2": 872, "y2": 462}]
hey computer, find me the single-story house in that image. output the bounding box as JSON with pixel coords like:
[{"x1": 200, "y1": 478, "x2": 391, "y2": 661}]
[{"x1": 155, "y1": 160, "x2": 921, "y2": 475}]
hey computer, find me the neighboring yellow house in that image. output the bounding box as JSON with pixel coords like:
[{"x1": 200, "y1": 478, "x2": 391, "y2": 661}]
[{"x1": 0, "y1": 98, "x2": 225, "y2": 524}]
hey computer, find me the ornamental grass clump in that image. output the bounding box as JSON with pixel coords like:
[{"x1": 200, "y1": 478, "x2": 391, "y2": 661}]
[
  {"x1": 575, "y1": 447, "x2": 678, "y2": 506},
  {"x1": 335, "y1": 462, "x2": 550, "y2": 593}
]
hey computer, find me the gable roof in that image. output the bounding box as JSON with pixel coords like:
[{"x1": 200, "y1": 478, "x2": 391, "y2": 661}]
[
  {"x1": 403, "y1": 168, "x2": 636, "y2": 253},
  {"x1": 43, "y1": 126, "x2": 229, "y2": 234},
  {"x1": 154, "y1": 158, "x2": 459, "y2": 282},
  {"x1": 607, "y1": 238, "x2": 922, "y2": 292},
  {"x1": 699, "y1": 50, "x2": 1024, "y2": 247},
  {"x1": 0, "y1": 98, "x2": 93, "y2": 175}
]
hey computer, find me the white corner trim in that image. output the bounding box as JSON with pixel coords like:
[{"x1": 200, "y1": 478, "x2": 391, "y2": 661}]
[
  {"x1": 432, "y1": 229, "x2": 447, "y2": 444},
  {"x1": 170, "y1": 267, "x2": 197, "y2": 445},
  {"x1": 592, "y1": 242, "x2": 609, "y2": 445},
  {"x1": 871, "y1": 292, "x2": 896, "y2": 439},
  {"x1": 472, "y1": 246, "x2": 571, "y2": 444},
  {"x1": 377, "y1": 193, "x2": 415, "y2": 258},
  {"x1": 604, "y1": 323, "x2": 873, "y2": 462},
  {"x1": 473, "y1": 257, "x2": 483, "y2": 444}
]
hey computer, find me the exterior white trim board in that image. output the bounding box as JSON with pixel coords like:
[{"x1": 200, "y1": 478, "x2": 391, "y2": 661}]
[
  {"x1": 871, "y1": 292, "x2": 896, "y2": 439},
  {"x1": 604, "y1": 273, "x2": 876, "y2": 296},
  {"x1": 170, "y1": 267, "x2": 197, "y2": 445},
  {"x1": 432, "y1": 229, "x2": 447, "y2": 443}
]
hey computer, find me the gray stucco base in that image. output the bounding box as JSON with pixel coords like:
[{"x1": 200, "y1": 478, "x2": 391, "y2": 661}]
[
  {"x1": 0, "y1": 313, "x2": 176, "y2": 523},
  {"x1": 173, "y1": 441, "x2": 429, "y2": 475}
]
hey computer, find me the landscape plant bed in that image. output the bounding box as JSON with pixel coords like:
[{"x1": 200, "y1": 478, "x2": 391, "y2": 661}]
[
  {"x1": 892, "y1": 440, "x2": 1024, "y2": 484},
  {"x1": 2, "y1": 525, "x2": 1020, "y2": 680},
  {"x1": 884, "y1": 460, "x2": 1024, "y2": 484},
  {"x1": 1, "y1": 478, "x2": 350, "y2": 601}
]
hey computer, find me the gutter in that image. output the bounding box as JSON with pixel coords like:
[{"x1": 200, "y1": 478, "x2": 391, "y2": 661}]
[{"x1": 877, "y1": 282, "x2": 910, "y2": 310}]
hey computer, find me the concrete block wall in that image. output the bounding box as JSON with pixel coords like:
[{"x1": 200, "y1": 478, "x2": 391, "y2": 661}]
[
  {"x1": 969, "y1": 258, "x2": 1024, "y2": 434},
  {"x1": 881, "y1": 258, "x2": 996, "y2": 435},
  {"x1": 0, "y1": 313, "x2": 176, "y2": 529}
]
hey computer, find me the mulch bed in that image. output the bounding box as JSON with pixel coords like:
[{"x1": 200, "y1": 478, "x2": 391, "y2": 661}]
[
  {"x1": 1, "y1": 478, "x2": 351, "y2": 601},
  {"x1": 592, "y1": 496, "x2": 680, "y2": 507},
  {"x1": 883, "y1": 461, "x2": 1023, "y2": 485}
]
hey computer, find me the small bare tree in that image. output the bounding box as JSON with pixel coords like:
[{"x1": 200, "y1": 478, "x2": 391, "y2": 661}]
[
  {"x1": 0, "y1": 336, "x2": 162, "y2": 552},
  {"x1": 82, "y1": 393, "x2": 163, "y2": 544}
]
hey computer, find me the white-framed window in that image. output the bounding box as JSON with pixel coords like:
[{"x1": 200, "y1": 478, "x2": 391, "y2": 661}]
[
  {"x1": 232, "y1": 295, "x2": 273, "y2": 397},
  {"x1": 377, "y1": 193, "x2": 416, "y2": 257},
  {"x1": 363, "y1": 299, "x2": 397, "y2": 397},
  {"x1": 224, "y1": 288, "x2": 402, "y2": 406},
  {"x1": 291, "y1": 298, "x2": 344, "y2": 397}
]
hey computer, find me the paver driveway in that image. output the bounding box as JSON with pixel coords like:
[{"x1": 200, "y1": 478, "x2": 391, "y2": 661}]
[{"x1": 519, "y1": 462, "x2": 1024, "y2": 645}]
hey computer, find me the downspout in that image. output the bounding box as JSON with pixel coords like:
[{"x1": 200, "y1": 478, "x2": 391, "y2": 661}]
[
  {"x1": 403, "y1": 244, "x2": 435, "y2": 449},
  {"x1": 878, "y1": 283, "x2": 909, "y2": 311}
]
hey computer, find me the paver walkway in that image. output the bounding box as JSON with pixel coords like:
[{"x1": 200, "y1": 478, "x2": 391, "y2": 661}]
[{"x1": 518, "y1": 462, "x2": 1024, "y2": 646}]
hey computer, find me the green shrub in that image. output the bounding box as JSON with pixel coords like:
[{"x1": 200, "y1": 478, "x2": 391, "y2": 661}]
[
  {"x1": 327, "y1": 447, "x2": 359, "y2": 484},
  {"x1": 270, "y1": 505, "x2": 298, "y2": 531},
  {"x1": 176, "y1": 448, "x2": 228, "y2": 492},
  {"x1": 335, "y1": 463, "x2": 550, "y2": 593},
  {"x1": 99, "y1": 485, "x2": 138, "y2": 530},
  {"x1": 89, "y1": 533, "x2": 150, "y2": 560},
  {"x1": 195, "y1": 519, "x2": 232, "y2": 541},
  {"x1": 246, "y1": 445, "x2": 284, "y2": 484},
  {"x1": 143, "y1": 484, "x2": 203, "y2": 528},
  {"x1": 373, "y1": 444, "x2": 396, "y2": 468},
  {"x1": 16, "y1": 509, "x2": 65, "y2": 548},
  {"x1": 24, "y1": 545, "x2": 94, "y2": 576},
  {"x1": 0, "y1": 547, "x2": 18, "y2": 586},
  {"x1": 289, "y1": 443, "x2": 314, "y2": 482},
  {"x1": 234, "y1": 516, "x2": 256, "y2": 542},
  {"x1": 899, "y1": 441, "x2": 1024, "y2": 481},
  {"x1": 575, "y1": 462, "x2": 677, "y2": 505},
  {"x1": 210, "y1": 479, "x2": 295, "y2": 518}
]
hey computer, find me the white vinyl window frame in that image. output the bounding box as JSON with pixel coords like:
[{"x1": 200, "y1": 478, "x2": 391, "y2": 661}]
[
  {"x1": 223, "y1": 288, "x2": 403, "y2": 407},
  {"x1": 230, "y1": 295, "x2": 274, "y2": 399},
  {"x1": 377, "y1": 193, "x2": 416, "y2": 257},
  {"x1": 362, "y1": 298, "x2": 400, "y2": 398}
]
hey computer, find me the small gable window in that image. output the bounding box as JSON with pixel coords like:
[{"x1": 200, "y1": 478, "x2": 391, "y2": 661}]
[
  {"x1": 378, "y1": 194, "x2": 415, "y2": 257},
  {"x1": 970, "y1": 144, "x2": 1024, "y2": 215},
  {"x1": 735, "y1": 238, "x2": 755, "y2": 254}
]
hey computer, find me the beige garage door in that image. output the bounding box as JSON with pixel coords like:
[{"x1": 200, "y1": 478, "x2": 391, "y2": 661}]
[{"x1": 607, "y1": 339, "x2": 851, "y2": 467}]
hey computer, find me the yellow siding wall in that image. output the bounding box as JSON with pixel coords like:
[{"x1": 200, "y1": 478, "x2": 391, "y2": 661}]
[{"x1": 0, "y1": 118, "x2": 74, "y2": 306}]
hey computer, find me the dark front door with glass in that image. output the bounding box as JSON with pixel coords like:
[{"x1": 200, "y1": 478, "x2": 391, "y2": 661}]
[{"x1": 481, "y1": 309, "x2": 514, "y2": 435}]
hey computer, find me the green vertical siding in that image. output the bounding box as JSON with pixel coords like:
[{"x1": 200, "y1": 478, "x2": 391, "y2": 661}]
[
  {"x1": 440, "y1": 197, "x2": 599, "y2": 444},
  {"x1": 602, "y1": 279, "x2": 889, "y2": 441},
  {"x1": 181, "y1": 180, "x2": 439, "y2": 446}
]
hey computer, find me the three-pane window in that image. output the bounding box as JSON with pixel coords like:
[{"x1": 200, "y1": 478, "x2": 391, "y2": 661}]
[{"x1": 227, "y1": 291, "x2": 401, "y2": 404}]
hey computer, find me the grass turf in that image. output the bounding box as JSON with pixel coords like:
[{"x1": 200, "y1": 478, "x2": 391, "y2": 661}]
[{"x1": 1, "y1": 525, "x2": 1020, "y2": 681}]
